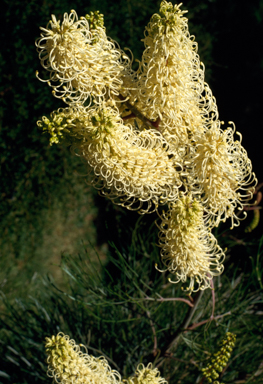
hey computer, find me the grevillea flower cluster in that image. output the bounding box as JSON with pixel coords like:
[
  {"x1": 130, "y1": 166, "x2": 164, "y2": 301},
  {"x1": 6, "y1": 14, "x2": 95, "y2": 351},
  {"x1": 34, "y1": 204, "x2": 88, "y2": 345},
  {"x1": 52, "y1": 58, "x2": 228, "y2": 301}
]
[
  {"x1": 45, "y1": 333, "x2": 166, "y2": 384},
  {"x1": 36, "y1": 10, "x2": 131, "y2": 104},
  {"x1": 186, "y1": 122, "x2": 256, "y2": 229},
  {"x1": 36, "y1": 1, "x2": 257, "y2": 292},
  {"x1": 45, "y1": 333, "x2": 122, "y2": 384},
  {"x1": 124, "y1": 363, "x2": 167, "y2": 384},
  {"x1": 37, "y1": 103, "x2": 182, "y2": 213},
  {"x1": 156, "y1": 194, "x2": 225, "y2": 292}
]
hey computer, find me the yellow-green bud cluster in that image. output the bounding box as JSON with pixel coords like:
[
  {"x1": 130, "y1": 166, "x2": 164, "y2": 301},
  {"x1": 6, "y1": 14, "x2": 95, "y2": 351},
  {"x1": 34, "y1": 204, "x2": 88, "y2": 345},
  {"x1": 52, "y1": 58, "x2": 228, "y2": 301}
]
[
  {"x1": 201, "y1": 332, "x2": 236, "y2": 383},
  {"x1": 37, "y1": 110, "x2": 86, "y2": 145},
  {"x1": 124, "y1": 363, "x2": 167, "y2": 384},
  {"x1": 149, "y1": 1, "x2": 187, "y2": 37},
  {"x1": 170, "y1": 194, "x2": 203, "y2": 231},
  {"x1": 45, "y1": 334, "x2": 76, "y2": 369},
  {"x1": 37, "y1": 114, "x2": 69, "y2": 145},
  {"x1": 90, "y1": 109, "x2": 115, "y2": 136},
  {"x1": 85, "y1": 11, "x2": 104, "y2": 30},
  {"x1": 38, "y1": 107, "x2": 116, "y2": 146}
]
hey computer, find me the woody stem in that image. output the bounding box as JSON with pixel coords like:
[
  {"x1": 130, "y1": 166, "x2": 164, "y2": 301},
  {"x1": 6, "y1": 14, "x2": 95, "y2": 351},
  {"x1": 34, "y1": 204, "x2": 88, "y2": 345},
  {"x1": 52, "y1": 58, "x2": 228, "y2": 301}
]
[{"x1": 117, "y1": 94, "x2": 161, "y2": 130}]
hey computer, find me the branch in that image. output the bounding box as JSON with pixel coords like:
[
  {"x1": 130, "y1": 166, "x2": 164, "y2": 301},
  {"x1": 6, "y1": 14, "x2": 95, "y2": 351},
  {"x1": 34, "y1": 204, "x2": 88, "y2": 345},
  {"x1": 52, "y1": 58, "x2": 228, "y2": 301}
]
[
  {"x1": 117, "y1": 94, "x2": 161, "y2": 130},
  {"x1": 166, "y1": 290, "x2": 204, "y2": 353},
  {"x1": 156, "y1": 290, "x2": 204, "y2": 368},
  {"x1": 186, "y1": 311, "x2": 231, "y2": 331},
  {"x1": 136, "y1": 296, "x2": 194, "y2": 307},
  {"x1": 146, "y1": 310, "x2": 158, "y2": 356},
  {"x1": 210, "y1": 277, "x2": 215, "y2": 319},
  {"x1": 185, "y1": 279, "x2": 230, "y2": 331}
]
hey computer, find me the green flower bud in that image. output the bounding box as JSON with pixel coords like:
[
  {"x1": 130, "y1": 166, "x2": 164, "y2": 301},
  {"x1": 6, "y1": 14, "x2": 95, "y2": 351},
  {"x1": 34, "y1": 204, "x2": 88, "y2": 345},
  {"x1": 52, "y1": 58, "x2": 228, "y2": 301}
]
[
  {"x1": 85, "y1": 10, "x2": 104, "y2": 30},
  {"x1": 201, "y1": 332, "x2": 236, "y2": 383}
]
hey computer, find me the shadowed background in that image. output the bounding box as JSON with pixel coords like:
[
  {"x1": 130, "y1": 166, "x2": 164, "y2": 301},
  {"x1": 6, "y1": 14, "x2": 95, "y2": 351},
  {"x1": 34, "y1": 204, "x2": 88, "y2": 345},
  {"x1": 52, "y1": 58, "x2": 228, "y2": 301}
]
[{"x1": 0, "y1": 1, "x2": 262, "y2": 383}]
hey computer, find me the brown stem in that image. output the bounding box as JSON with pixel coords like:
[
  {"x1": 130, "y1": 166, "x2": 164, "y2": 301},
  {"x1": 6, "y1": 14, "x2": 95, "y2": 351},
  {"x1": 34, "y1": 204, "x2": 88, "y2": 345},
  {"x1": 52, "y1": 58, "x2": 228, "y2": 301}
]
[
  {"x1": 186, "y1": 311, "x2": 231, "y2": 331},
  {"x1": 255, "y1": 182, "x2": 263, "y2": 193},
  {"x1": 146, "y1": 310, "x2": 158, "y2": 356},
  {"x1": 117, "y1": 94, "x2": 161, "y2": 130},
  {"x1": 122, "y1": 112, "x2": 136, "y2": 121},
  {"x1": 156, "y1": 290, "x2": 204, "y2": 368},
  {"x1": 143, "y1": 296, "x2": 194, "y2": 307},
  {"x1": 244, "y1": 206, "x2": 262, "y2": 211},
  {"x1": 210, "y1": 277, "x2": 215, "y2": 319}
]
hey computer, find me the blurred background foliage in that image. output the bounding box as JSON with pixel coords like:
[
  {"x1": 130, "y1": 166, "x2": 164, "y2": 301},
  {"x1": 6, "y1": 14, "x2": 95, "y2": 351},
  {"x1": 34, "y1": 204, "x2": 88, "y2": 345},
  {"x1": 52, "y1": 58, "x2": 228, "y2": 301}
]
[
  {"x1": 0, "y1": 219, "x2": 262, "y2": 383},
  {"x1": 0, "y1": 0, "x2": 263, "y2": 383}
]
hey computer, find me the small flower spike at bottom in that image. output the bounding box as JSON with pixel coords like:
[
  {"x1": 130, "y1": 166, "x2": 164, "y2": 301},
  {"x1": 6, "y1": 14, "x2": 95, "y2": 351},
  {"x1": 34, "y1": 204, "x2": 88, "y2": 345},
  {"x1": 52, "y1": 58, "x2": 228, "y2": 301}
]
[
  {"x1": 45, "y1": 333, "x2": 121, "y2": 384},
  {"x1": 201, "y1": 332, "x2": 236, "y2": 384}
]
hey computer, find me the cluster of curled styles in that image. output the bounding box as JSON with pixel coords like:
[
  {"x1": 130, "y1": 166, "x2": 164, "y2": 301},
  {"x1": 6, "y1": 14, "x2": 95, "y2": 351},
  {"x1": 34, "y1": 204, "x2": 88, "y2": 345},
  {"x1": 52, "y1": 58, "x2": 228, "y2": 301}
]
[
  {"x1": 132, "y1": 1, "x2": 217, "y2": 146},
  {"x1": 45, "y1": 334, "x2": 167, "y2": 384},
  {"x1": 36, "y1": 1, "x2": 257, "y2": 292},
  {"x1": 35, "y1": 10, "x2": 132, "y2": 104},
  {"x1": 186, "y1": 122, "x2": 257, "y2": 229},
  {"x1": 38, "y1": 103, "x2": 182, "y2": 213},
  {"x1": 156, "y1": 194, "x2": 225, "y2": 292},
  {"x1": 45, "y1": 333, "x2": 121, "y2": 384},
  {"x1": 124, "y1": 363, "x2": 167, "y2": 384}
]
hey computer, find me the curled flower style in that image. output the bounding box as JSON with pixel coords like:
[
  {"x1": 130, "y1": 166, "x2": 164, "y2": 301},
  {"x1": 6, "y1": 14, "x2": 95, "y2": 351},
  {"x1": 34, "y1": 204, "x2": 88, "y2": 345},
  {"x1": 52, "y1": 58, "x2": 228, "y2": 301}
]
[
  {"x1": 38, "y1": 103, "x2": 183, "y2": 213},
  {"x1": 186, "y1": 122, "x2": 257, "y2": 228},
  {"x1": 125, "y1": 363, "x2": 167, "y2": 384},
  {"x1": 133, "y1": 0, "x2": 218, "y2": 144},
  {"x1": 156, "y1": 194, "x2": 225, "y2": 292},
  {"x1": 35, "y1": 10, "x2": 131, "y2": 104},
  {"x1": 45, "y1": 333, "x2": 121, "y2": 384}
]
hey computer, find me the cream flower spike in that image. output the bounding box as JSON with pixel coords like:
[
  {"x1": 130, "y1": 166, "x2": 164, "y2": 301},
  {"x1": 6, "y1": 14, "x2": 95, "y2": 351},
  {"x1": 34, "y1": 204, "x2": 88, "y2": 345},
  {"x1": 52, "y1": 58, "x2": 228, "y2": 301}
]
[
  {"x1": 156, "y1": 194, "x2": 225, "y2": 292},
  {"x1": 186, "y1": 122, "x2": 257, "y2": 229},
  {"x1": 45, "y1": 333, "x2": 121, "y2": 384},
  {"x1": 38, "y1": 103, "x2": 183, "y2": 213},
  {"x1": 135, "y1": 0, "x2": 218, "y2": 143},
  {"x1": 124, "y1": 363, "x2": 167, "y2": 384},
  {"x1": 36, "y1": 10, "x2": 131, "y2": 104}
]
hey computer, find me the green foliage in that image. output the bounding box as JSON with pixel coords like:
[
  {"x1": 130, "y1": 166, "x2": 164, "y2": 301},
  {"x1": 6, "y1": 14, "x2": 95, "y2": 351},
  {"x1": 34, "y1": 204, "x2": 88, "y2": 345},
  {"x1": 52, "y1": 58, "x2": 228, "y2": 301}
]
[{"x1": 0, "y1": 215, "x2": 262, "y2": 383}]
